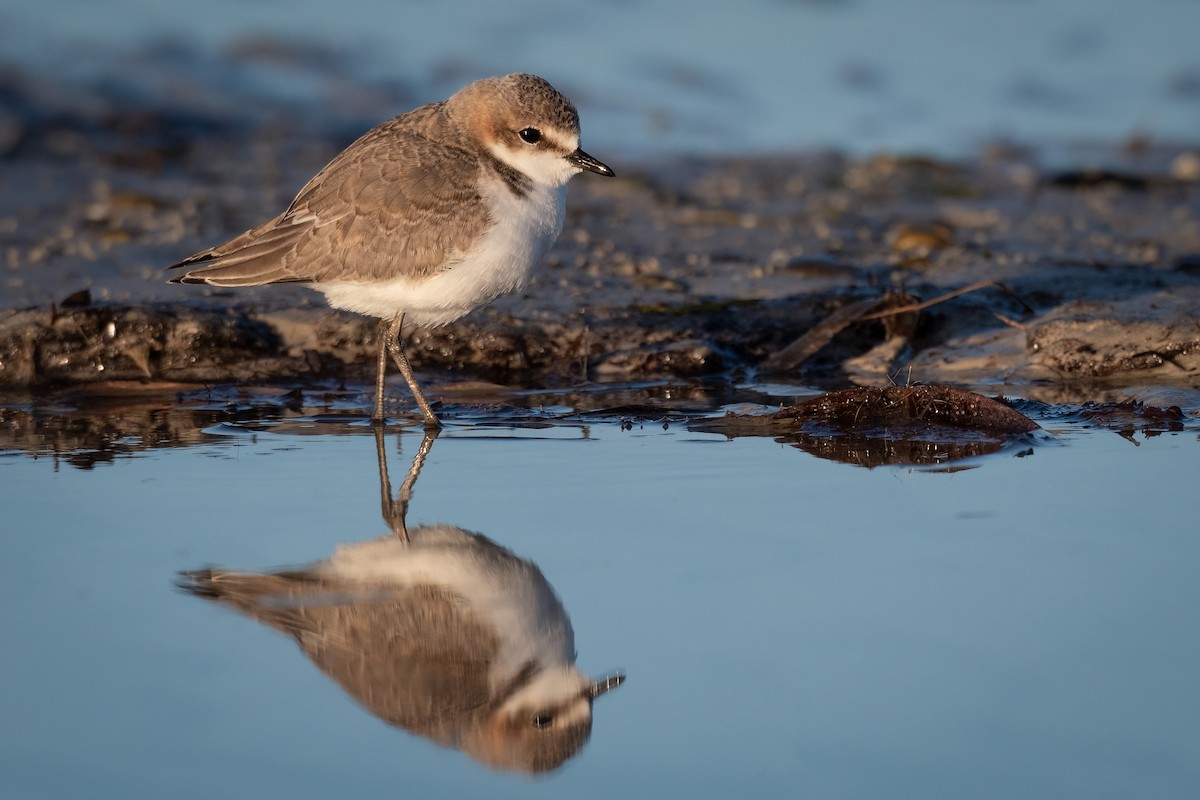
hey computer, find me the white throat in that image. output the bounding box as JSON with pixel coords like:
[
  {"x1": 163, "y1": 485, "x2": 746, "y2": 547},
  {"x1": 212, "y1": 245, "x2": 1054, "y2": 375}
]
[{"x1": 488, "y1": 136, "x2": 581, "y2": 189}]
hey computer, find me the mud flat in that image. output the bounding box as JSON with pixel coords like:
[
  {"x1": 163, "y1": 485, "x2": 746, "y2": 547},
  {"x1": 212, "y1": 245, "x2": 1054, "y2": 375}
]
[{"x1": 2, "y1": 62, "x2": 1199, "y2": 399}]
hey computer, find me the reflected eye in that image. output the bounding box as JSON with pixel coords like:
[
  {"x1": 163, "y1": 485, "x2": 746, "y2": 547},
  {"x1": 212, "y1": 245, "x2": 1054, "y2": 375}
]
[
  {"x1": 518, "y1": 127, "x2": 542, "y2": 144},
  {"x1": 531, "y1": 712, "x2": 554, "y2": 729}
]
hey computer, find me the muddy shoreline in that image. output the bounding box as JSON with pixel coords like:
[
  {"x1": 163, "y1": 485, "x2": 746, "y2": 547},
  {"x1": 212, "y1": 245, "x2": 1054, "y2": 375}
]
[{"x1": 3, "y1": 62, "x2": 1200, "y2": 399}]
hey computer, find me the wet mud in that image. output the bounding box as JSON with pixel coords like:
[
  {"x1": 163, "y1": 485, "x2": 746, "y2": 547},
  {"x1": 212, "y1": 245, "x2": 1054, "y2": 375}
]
[
  {"x1": 2, "y1": 62, "x2": 1200, "y2": 425},
  {"x1": 691, "y1": 385, "x2": 1042, "y2": 468},
  {"x1": 3, "y1": 378, "x2": 1194, "y2": 472}
]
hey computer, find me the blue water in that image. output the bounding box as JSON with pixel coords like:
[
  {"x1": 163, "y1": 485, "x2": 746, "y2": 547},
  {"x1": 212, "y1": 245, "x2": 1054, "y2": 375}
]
[
  {"x1": 2, "y1": 400, "x2": 1198, "y2": 798},
  {"x1": 3, "y1": 0, "x2": 1198, "y2": 155},
  {"x1": 4, "y1": 0, "x2": 1200, "y2": 794}
]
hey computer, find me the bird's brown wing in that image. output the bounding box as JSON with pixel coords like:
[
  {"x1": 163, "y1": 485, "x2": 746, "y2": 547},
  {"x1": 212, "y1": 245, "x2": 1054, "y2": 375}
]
[
  {"x1": 169, "y1": 106, "x2": 492, "y2": 286},
  {"x1": 180, "y1": 569, "x2": 498, "y2": 742},
  {"x1": 288, "y1": 584, "x2": 500, "y2": 738}
]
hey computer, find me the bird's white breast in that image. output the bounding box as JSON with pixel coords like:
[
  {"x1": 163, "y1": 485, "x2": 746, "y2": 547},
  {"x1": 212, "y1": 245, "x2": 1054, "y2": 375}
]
[
  {"x1": 317, "y1": 178, "x2": 567, "y2": 327},
  {"x1": 324, "y1": 527, "x2": 577, "y2": 676}
]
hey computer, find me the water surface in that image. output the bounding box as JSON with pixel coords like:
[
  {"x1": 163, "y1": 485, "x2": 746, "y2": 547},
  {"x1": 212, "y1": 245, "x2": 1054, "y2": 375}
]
[{"x1": 2, "y1": 384, "x2": 1198, "y2": 797}]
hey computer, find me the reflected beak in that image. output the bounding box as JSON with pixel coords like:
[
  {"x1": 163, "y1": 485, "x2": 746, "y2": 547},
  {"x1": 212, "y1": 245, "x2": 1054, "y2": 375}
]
[
  {"x1": 587, "y1": 672, "x2": 625, "y2": 700},
  {"x1": 566, "y1": 148, "x2": 615, "y2": 177}
]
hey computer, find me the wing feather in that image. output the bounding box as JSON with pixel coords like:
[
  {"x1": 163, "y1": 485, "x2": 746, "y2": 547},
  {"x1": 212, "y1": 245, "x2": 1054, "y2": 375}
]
[
  {"x1": 180, "y1": 568, "x2": 498, "y2": 738},
  {"x1": 169, "y1": 103, "x2": 492, "y2": 287}
]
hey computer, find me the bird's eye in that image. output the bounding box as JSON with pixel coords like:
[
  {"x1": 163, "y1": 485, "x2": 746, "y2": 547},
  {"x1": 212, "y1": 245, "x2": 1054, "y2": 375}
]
[
  {"x1": 518, "y1": 127, "x2": 542, "y2": 144},
  {"x1": 531, "y1": 712, "x2": 554, "y2": 729}
]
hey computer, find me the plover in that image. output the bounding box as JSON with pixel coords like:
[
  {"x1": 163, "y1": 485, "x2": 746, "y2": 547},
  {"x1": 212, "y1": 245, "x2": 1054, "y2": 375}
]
[
  {"x1": 169, "y1": 73, "x2": 612, "y2": 427},
  {"x1": 178, "y1": 526, "x2": 624, "y2": 772}
]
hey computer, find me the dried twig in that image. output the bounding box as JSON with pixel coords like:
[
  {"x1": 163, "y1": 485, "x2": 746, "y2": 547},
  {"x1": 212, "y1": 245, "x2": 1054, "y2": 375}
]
[
  {"x1": 856, "y1": 279, "x2": 998, "y2": 321},
  {"x1": 993, "y1": 311, "x2": 1026, "y2": 331}
]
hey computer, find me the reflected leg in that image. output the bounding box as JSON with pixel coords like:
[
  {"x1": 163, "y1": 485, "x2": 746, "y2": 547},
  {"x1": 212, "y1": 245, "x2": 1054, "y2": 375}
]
[{"x1": 374, "y1": 425, "x2": 439, "y2": 541}]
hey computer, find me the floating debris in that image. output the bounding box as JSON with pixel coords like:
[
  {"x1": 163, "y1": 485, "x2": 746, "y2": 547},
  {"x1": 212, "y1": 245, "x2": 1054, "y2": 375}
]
[{"x1": 692, "y1": 385, "x2": 1039, "y2": 466}]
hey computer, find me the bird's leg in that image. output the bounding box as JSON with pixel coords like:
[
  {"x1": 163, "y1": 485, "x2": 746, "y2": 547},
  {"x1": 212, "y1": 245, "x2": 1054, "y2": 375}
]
[
  {"x1": 372, "y1": 316, "x2": 395, "y2": 424},
  {"x1": 385, "y1": 313, "x2": 442, "y2": 429}
]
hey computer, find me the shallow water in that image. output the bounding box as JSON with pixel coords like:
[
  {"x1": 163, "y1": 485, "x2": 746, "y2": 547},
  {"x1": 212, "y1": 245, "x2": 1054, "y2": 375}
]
[{"x1": 2, "y1": 382, "x2": 1198, "y2": 798}]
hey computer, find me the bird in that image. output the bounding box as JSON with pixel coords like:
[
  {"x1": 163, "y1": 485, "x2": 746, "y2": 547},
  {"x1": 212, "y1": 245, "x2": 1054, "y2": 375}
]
[
  {"x1": 178, "y1": 525, "x2": 625, "y2": 773},
  {"x1": 168, "y1": 73, "x2": 613, "y2": 428}
]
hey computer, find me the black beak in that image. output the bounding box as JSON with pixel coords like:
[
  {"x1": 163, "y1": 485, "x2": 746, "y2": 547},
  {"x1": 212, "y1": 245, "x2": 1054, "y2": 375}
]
[
  {"x1": 586, "y1": 672, "x2": 625, "y2": 700},
  {"x1": 566, "y1": 147, "x2": 614, "y2": 177}
]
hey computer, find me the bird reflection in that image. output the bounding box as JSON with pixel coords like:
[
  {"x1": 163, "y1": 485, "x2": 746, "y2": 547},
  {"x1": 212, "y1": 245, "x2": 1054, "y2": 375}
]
[{"x1": 179, "y1": 427, "x2": 623, "y2": 774}]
